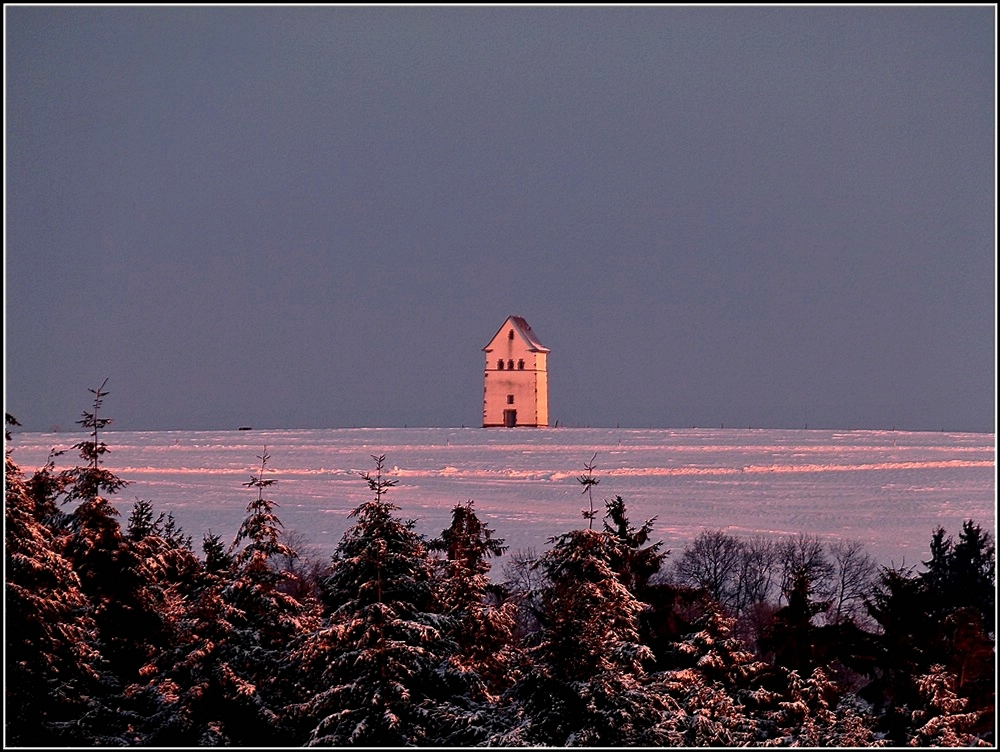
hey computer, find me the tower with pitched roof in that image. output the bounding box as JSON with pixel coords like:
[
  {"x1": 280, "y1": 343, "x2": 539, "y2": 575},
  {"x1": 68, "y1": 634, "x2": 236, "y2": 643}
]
[{"x1": 482, "y1": 316, "x2": 549, "y2": 427}]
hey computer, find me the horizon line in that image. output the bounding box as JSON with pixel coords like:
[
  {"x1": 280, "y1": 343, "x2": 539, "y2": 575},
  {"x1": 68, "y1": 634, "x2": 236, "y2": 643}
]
[{"x1": 9, "y1": 423, "x2": 997, "y2": 437}]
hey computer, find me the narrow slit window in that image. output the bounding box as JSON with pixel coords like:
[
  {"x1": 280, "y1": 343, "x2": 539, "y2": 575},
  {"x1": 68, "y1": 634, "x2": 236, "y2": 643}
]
[
  {"x1": 497, "y1": 359, "x2": 504, "y2": 370},
  {"x1": 507, "y1": 394, "x2": 515, "y2": 404},
  {"x1": 507, "y1": 359, "x2": 515, "y2": 370},
  {"x1": 518, "y1": 359, "x2": 525, "y2": 370},
  {"x1": 508, "y1": 329, "x2": 515, "y2": 340}
]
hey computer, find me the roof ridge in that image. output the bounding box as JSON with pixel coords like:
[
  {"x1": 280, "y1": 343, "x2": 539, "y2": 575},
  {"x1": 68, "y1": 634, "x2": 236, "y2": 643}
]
[{"x1": 482, "y1": 315, "x2": 550, "y2": 352}]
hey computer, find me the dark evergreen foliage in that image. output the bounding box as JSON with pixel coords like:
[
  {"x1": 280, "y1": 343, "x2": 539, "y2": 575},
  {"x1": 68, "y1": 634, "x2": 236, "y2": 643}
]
[
  {"x1": 926, "y1": 520, "x2": 996, "y2": 634},
  {"x1": 759, "y1": 567, "x2": 831, "y2": 674},
  {"x1": 5, "y1": 429, "x2": 104, "y2": 746},
  {"x1": 227, "y1": 447, "x2": 316, "y2": 650},
  {"x1": 500, "y1": 523, "x2": 665, "y2": 745},
  {"x1": 430, "y1": 501, "x2": 519, "y2": 699},
  {"x1": 862, "y1": 521, "x2": 996, "y2": 745},
  {"x1": 291, "y1": 456, "x2": 455, "y2": 746},
  {"x1": 221, "y1": 447, "x2": 320, "y2": 744},
  {"x1": 130, "y1": 526, "x2": 249, "y2": 746},
  {"x1": 602, "y1": 494, "x2": 668, "y2": 595}
]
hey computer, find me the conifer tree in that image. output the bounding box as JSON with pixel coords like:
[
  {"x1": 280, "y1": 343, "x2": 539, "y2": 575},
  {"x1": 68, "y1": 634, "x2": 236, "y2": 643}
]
[
  {"x1": 11, "y1": 387, "x2": 156, "y2": 744},
  {"x1": 59, "y1": 381, "x2": 130, "y2": 606},
  {"x1": 861, "y1": 562, "x2": 933, "y2": 737},
  {"x1": 222, "y1": 447, "x2": 319, "y2": 743},
  {"x1": 907, "y1": 664, "x2": 991, "y2": 746},
  {"x1": 52, "y1": 382, "x2": 175, "y2": 741},
  {"x1": 125, "y1": 499, "x2": 199, "y2": 594},
  {"x1": 946, "y1": 521, "x2": 995, "y2": 634},
  {"x1": 292, "y1": 455, "x2": 451, "y2": 746},
  {"x1": 577, "y1": 453, "x2": 600, "y2": 529},
  {"x1": 759, "y1": 567, "x2": 830, "y2": 674},
  {"x1": 60, "y1": 378, "x2": 129, "y2": 504},
  {"x1": 227, "y1": 447, "x2": 315, "y2": 647},
  {"x1": 765, "y1": 666, "x2": 880, "y2": 746},
  {"x1": 5, "y1": 415, "x2": 104, "y2": 745},
  {"x1": 500, "y1": 524, "x2": 667, "y2": 746},
  {"x1": 130, "y1": 531, "x2": 244, "y2": 746},
  {"x1": 430, "y1": 501, "x2": 518, "y2": 697},
  {"x1": 135, "y1": 451, "x2": 317, "y2": 746},
  {"x1": 22, "y1": 447, "x2": 73, "y2": 534},
  {"x1": 864, "y1": 522, "x2": 996, "y2": 743},
  {"x1": 652, "y1": 605, "x2": 772, "y2": 745},
  {"x1": 602, "y1": 495, "x2": 667, "y2": 595},
  {"x1": 203, "y1": 530, "x2": 235, "y2": 574}
]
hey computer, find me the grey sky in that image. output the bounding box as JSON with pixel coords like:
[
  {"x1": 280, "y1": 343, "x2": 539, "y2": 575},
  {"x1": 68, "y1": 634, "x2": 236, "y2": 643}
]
[{"x1": 5, "y1": 7, "x2": 996, "y2": 433}]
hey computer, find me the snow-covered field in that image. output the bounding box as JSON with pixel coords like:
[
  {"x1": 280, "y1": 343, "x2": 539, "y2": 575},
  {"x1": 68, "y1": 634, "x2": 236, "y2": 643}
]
[{"x1": 8, "y1": 427, "x2": 995, "y2": 574}]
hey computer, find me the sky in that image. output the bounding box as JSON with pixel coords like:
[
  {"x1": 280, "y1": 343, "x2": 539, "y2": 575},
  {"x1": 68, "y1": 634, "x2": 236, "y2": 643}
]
[{"x1": 5, "y1": 6, "x2": 996, "y2": 434}]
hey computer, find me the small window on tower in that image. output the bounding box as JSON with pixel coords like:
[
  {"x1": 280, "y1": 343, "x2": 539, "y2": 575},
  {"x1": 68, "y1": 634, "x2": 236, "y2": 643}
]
[
  {"x1": 497, "y1": 359, "x2": 504, "y2": 370},
  {"x1": 507, "y1": 394, "x2": 514, "y2": 404},
  {"x1": 518, "y1": 359, "x2": 525, "y2": 370},
  {"x1": 507, "y1": 359, "x2": 514, "y2": 370},
  {"x1": 508, "y1": 329, "x2": 515, "y2": 340}
]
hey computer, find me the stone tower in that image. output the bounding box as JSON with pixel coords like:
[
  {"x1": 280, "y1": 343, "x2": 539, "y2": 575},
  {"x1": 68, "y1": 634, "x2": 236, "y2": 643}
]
[{"x1": 482, "y1": 316, "x2": 549, "y2": 427}]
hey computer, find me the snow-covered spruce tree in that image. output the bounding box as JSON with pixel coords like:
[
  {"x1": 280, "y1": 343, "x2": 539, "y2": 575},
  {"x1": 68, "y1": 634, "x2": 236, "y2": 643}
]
[
  {"x1": 668, "y1": 606, "x2": 768, "y2": 691},
  {"x1": 423, "y1": 501, "x2": 522, "y2": 745},
  {"x1": 128, "y1": 530, "x2": 246, "y2": 746},
  {"x1": 59, "y1": 379, "x2": 129, "y2": 506},
  {"x1": 906, "y1": 664, "x2": 992, "y2": 747},
  {"x1": 651, "y1": 603, "x2": 879, "y2": 745},
  {"x1": 652, "y1": 604, "x2": 775, "y2": 745},
  {"x1": 498, "y1": 525, "x2": 671, "y2": 746},
  {"x1": 577, "y1": 453, "x2": 600, "y2": 529},
  {"x1": 429, "y1": 501, "x2": 518, "y2": 696},
  {"x1": 602, "y1": 494, "x2": 668, "y2": 596},
  {"x1": 116, "y1": 499, "x2": 223, "y2": 746},
  {"x1": 127, "y1": 498, "x2": 192, "y2": 549},
  {"x1": 123, "y1": 499, "x2": 200, "y2": 604},
  {"x1": 55, "y1": 381, "x2": 175, "y2": 742},
  {"x1": 862, "y1": 523, "x2": 996, "y2": 745},
  {"x1": 762, "y1": 665, "x2": 882, "y2": 746},
  {"x1": 226, "y1": 447, "x2": 318, "y2": 649},
  {"x1": 5, "y1": 414, "x2": 104, "y2": 746},
  {"x1": 130, "y1": 449, "x2": 319, "y2": 747},
  {"x1": 758, "y1": 565, "x2": 831, "y2": 674},
  {"x1": 211, "y1": 447, "x2": 320, "y2": 745},
  {"x1": 290, "y1": 455, "x2": 454, "y2": 746},
  {"x1": 58, "y1": 381, "x2": 130, "y2": 614},
  {"x1": 21, "y1": 445, "x2": 73, "y2": 535}
]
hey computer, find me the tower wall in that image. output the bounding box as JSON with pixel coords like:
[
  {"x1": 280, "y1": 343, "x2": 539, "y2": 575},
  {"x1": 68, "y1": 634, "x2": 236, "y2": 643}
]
[{"x1": 482, "y1": 318, "x2": 549, "y2": 427}]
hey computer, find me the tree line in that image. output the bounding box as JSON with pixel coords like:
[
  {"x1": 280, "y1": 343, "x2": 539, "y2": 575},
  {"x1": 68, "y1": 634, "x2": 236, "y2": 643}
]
[{"x1": 4, "y1": 385, "x2": 995, "y2": 746}]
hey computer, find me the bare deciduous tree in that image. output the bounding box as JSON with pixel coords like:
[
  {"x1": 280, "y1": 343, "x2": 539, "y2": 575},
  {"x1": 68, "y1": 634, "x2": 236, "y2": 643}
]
[
  {"x1": 777, "y1": 533, "x2": 835, "y2": 604},
  {"x1": 501, "y1": 547, "x2": 547, "y2": 640},
  {"x1": 732, "y1": 535, "x2": 779, "y2": 615},
  {"x1": 672, "y1": 529, "x2": 743, "y2": 610},
  {"x1": 502, "y1": 547, "x2": 547, "y2": 595},
  {"x1": 827, "y1": 538, "x2": 877, "y2": 625}
]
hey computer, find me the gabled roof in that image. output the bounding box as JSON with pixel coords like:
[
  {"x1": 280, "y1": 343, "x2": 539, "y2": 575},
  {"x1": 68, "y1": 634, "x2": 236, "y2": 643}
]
[{"x1": 483, "y1": 315, "x2": 550, "y2": 353}]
